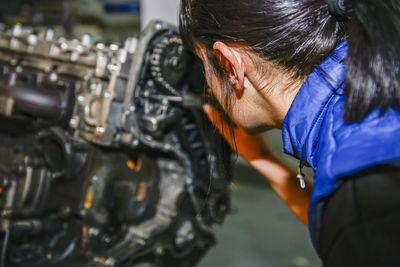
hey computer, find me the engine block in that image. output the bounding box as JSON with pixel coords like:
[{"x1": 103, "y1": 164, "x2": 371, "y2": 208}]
[{"x1": 0, "y1": 21, "x2": 231, "y2": 267}]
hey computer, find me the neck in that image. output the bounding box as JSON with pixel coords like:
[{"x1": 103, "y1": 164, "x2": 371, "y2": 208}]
[{"x1": 247, "y1": 62, "x2": 304, "y2": 129}]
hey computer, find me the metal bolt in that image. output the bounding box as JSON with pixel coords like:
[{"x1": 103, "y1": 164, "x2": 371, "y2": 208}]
[
  {"x1": 96, "y1": 43, "x2": 105, "y2": 50},
  {"x1": 127, "y1": 37, "x2": 138, "y2": 54},
  {"x1": 70, "y1": 51, "x2": 79, "y2": 62},
  {"x1": 103, "y1": 236, "x2": 111, "y2": 244},
  {"x1": 12, "y1": 24, "x2": 22, "y2": 36},
  {"x1": 77, "y1": 95, "x2": 86, "y2": 103},
  {"x1": 118, "y1": 48, "x2": 127, "y2": 63},
  {"x1": 45, "y1": 29, "x2": 54, "y2": 41},
  {"x1": 109, "y1": 44, "x2": 119, "y2": 51},
  {"x1": 60, "y1": 42, "x2": 68, "y2": 51},
  {"x1": 163, "y1": 143, "x2": 172, "y2": 151},
  {"x1": 147, "y1": 80, "x2": 154, "y2": 87},
  {"x1": 107, "y1": 63, "x2": 119, "y2": 72},
  {"x1": 166, "y1": 162, "x2": 174, "y2": 170},
  {"x1": 88, "y1": 227, "x2": 100, "y2": 237},
  {"x1": 95, "y1": 126, "x2": 105, "y2": 135},
  {"x1": 81, "y1": 34, "x2": 91, "y2": 47},
  {"x1": 154, "y1": 23, "x2": 163, "y2": 30},
  {"x1": 50, "y1": 171, "x2": 63, "y2": 179},
  {"x1": 104, "y1": 91, "x2": 112, "y2": 98},
  {"x1": 90, "y1": 83, "x2": 97, "y2": 90},
  {"x1": 105, "y1": 257, "x2": 116, "y2": 267},
  {"x1": 58, "y1": 205, "x2": 71, "y2": 218},
  {"x1": 168, "y1": 56, "x2": 180, "y2": 68},
  {"x1": 46, "y1": 252, "x2": 53, "y2": 261},
  {"x1": 15, "y1": 66, "x2": 23, "y2": 73},
  {"x1": 131, "y1": 138, "x2": 139, "y2": 147},
  {"x1": 12, "y1": 163, "x2": 25, "y2": 175},
  {"x1": 49, "y1": 72, "x2": 58, "y2": 82},
  {"x1": 27, "y1": 34, "x2": 37, "y2": 45},
  {"x1": 0, "y1": 176, "x2": 9, "y2": 188},
  {"x1": 76, "y1": 45, "x2": 84, "y2": 53},
  {"x1": 155, "y1": 245, "x2": 164, "y2": 255},
  {"x1": 69, "y1": 116, "x2": 79, "y2": 128}
]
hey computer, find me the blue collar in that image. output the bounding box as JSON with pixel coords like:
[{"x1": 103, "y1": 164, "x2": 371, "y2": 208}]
[{"x1": 281, "y1": 42, "x2": 348, "y2": 169}]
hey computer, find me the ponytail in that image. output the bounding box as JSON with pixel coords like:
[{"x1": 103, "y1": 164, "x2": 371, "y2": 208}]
[{"x1": 344, "y1": 0, "x2": 400, "y2": 122}]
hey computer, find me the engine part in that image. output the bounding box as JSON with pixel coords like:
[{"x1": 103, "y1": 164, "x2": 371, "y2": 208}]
[{"x1": 0, "y1": 21, "x2": 231, "y2": 267}]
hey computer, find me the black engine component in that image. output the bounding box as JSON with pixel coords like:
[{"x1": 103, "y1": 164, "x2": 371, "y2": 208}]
[{"x1": 0, "y1": 21, "x2": 231, "y2": 267}]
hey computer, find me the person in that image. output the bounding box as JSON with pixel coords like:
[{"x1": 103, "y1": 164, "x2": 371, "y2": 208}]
[{"x1": 179, "y1": 0, "x2": 400, "y2": 266}]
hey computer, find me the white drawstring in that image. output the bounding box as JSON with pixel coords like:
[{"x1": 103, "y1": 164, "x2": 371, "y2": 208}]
[{"x1": 297, "y1": 160, "x2": 306, "y2": 189}]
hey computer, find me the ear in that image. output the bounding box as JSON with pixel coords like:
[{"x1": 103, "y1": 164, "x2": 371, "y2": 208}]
[{"x1": 213, "y1": 41, "x2": 246, "y2": 92}]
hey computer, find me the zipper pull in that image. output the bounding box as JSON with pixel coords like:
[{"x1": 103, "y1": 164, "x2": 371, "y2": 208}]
[{"x1": 297, "y1": 160, "x2": 306, "y2": 189}]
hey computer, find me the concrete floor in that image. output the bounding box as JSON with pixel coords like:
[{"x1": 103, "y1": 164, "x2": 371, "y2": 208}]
[
  {"x1": 199, "y1": 181, "x2": 321, "y2": 267},
  {"x1": 199, "y1": 130, "x2": 321, "y2": 267}
]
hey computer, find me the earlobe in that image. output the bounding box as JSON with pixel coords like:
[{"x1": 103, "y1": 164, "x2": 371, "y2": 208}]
[{"x1": 213, "y1": 41, "x2": 245, "y2": 92}]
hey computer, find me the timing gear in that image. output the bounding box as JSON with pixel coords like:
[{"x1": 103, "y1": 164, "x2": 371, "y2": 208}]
[{"x1": 150, "y1": 33, "x2": 188, "y2": 96}]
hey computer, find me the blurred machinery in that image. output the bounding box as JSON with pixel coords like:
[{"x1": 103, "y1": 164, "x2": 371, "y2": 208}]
[
  {"x1": 0, "y1": 20, "x2": 231, "y2": 267},
  {"x1": 0, "y1": 0, "x2": 141, "y2": 40}
]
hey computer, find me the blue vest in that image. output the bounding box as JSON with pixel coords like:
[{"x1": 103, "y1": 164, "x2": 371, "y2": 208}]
[{"x1": 281, "y1": 42, "x2": 400, "y2": 245}]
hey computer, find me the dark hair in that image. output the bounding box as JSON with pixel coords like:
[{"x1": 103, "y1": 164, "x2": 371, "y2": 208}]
[
  {"x1": 345, "y1": 0, "x2": 400, "y2": 121},
  {"x1": 180, "y1": 0, "x2": 400, "y2": 122}
]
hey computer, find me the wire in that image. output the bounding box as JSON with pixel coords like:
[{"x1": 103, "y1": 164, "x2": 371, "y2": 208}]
[{"x1": 0, "y1": 229, "x2": 9, "y2": 267}]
